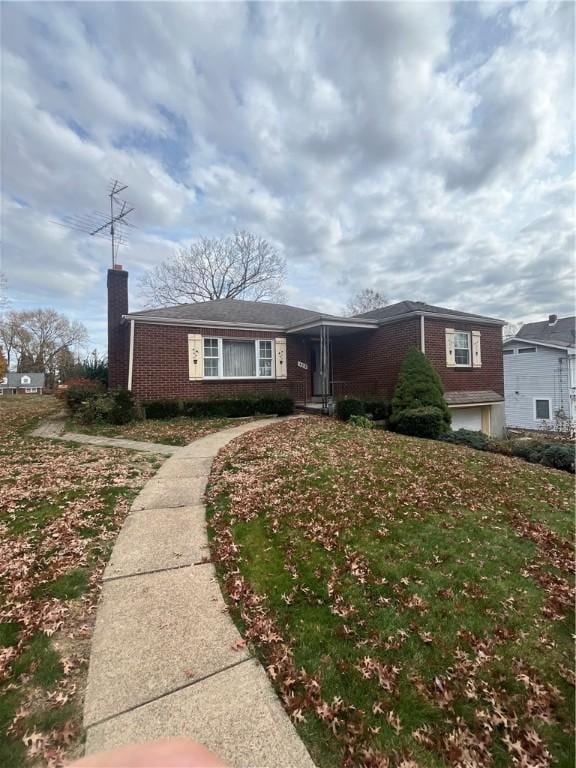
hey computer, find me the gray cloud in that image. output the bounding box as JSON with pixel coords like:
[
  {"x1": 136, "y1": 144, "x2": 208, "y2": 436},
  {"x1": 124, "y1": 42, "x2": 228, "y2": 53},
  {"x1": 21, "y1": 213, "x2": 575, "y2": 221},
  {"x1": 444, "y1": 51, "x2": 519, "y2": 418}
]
[{"x1": 0, "y1": 1, "x2": 573, "y2": 350}]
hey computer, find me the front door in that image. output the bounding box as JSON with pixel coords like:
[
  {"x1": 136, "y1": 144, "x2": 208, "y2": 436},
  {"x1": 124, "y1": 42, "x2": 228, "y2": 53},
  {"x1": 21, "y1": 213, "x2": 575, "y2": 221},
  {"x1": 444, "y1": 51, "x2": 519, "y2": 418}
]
[{"x1": 311, "y1": 341, "x2": 330, "y2": 396}]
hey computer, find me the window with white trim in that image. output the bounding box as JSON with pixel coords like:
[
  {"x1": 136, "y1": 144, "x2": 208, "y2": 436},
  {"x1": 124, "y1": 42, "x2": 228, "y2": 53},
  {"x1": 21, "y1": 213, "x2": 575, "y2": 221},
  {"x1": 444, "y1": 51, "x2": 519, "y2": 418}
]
[
  {"x1": 534, "y1": 399, "x2": 551, "y2": 420},
  {"x1": 518, "y1": 347, "x2": 536, "y2": 354},
  {"x1": 454, "y1": 331, "x2": 471, "y2": 366},
  {"x1": 503, "y1": 349, "x2": 514, "y2": 355},
  {"x1": 24, "y1": 388, "x2": 38, "y2": 393},
  {"x1": 203, "y1": 338, "x2": 220, "y2": 377},
  {"x1": 203, "y1": 338, "x2": 274, "y2": 379}
]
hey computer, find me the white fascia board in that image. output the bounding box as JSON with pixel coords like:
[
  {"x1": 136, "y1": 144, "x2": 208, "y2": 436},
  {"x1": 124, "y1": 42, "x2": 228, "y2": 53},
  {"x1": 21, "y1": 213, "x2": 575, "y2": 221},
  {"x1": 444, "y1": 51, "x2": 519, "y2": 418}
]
[
  {"x1": 375, "y1": 311, "x2": 506, "y2": 328},
  {"x1": 286, "y1": 318, "x2": 377, "y2": 333},
  {"x1": 123, "y1": 315, "x2": 284, "y2": 332}
]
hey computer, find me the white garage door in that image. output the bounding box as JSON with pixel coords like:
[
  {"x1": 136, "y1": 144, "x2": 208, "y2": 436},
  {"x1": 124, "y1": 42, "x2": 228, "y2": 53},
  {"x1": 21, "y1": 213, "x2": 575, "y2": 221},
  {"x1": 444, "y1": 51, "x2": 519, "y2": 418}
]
[{"x1": 450, "y1": 407, "x2": 483, "y2": 432}]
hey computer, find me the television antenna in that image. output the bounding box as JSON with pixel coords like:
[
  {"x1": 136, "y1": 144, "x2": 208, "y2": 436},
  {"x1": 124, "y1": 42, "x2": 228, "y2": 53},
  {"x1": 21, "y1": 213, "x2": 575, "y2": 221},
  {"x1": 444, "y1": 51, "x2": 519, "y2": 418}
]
[{"x1": 54, "y1": 179, "x2": 136, "y2": 267}]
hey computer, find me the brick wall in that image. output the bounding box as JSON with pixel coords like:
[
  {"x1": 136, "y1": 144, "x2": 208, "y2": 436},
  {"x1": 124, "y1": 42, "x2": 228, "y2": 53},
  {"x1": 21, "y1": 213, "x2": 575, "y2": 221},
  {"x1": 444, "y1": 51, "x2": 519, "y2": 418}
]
[
  {"x1": 131, "y1": 323, "x2": 292, "y2": 400},
  {"x1": 424, "y1": 317, "x2": 504, "y2": 396},
  {"x1": 331, "y1": 318, "x2": 421, "y2": 399},
  {"x1": 107, "y1": 267, "x2": 129, "y2": 390},
  {"x1": 129, "y1": 314, "x2": 504, "y2": 402},
  {"x1": 331, "y1": 316, "x2": 503, "y2": 399}
]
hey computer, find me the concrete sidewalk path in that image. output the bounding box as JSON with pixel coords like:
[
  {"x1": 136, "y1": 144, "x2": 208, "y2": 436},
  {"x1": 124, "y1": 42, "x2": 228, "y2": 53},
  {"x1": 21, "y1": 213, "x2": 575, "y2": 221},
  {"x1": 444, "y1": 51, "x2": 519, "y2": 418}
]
[
  {"x1": 83, "y1": 417, "x2": 315, "y2": 768},
  {"x1": 32, "y1": 415, "x2": 180, "y2": 456}
]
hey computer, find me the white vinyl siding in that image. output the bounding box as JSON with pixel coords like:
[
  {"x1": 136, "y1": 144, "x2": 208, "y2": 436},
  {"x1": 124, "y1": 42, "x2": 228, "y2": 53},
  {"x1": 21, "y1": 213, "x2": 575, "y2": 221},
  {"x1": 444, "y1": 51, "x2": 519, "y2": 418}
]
[
  {"x1": 202, "y1": 338, "x2": 276, "y2": 379},
  {"x1": 504, "y1": 341, "x2": 572, "y2": 429}
]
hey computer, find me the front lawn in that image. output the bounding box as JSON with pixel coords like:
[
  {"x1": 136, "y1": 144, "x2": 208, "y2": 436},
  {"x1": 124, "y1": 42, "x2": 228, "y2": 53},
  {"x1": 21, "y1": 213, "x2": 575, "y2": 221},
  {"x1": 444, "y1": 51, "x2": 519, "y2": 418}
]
[
  {"x1": 67, "y1": 415, "x2": 254, "y2": 446},
  {"x1": 207, "y1": 418, "x2": 574, "y2": 768},
  {"x1": 0, "y1": 397, "x2": 159, "y2": 766}
]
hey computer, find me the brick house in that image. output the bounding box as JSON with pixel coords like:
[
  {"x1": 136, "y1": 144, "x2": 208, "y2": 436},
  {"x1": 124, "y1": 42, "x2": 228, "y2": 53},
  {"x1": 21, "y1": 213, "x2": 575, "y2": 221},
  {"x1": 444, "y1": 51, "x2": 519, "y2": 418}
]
[{"x1": 108, "y1": 266, "x2": 506, "y2": 435}]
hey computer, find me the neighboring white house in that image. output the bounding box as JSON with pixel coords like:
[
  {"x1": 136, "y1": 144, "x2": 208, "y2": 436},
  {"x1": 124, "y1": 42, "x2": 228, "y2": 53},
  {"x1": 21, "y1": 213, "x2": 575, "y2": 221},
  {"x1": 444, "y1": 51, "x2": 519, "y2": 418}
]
[{"x1": 503, "y1": 314, "x2": 575, "y2": 431}]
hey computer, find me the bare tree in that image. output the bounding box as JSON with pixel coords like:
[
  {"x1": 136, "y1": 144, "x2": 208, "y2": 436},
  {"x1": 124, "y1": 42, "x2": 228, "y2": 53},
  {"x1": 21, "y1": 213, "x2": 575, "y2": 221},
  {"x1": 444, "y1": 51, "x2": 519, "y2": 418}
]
[
  {"x1": 346, "y1": 288, "x2": 388, "y2": 316},
  {"x1": 140, "y1": 231, "x2": 285, "y2": 306},
  {"x1": 0, "y1": 309, "x2": 88, "y2": 381}
]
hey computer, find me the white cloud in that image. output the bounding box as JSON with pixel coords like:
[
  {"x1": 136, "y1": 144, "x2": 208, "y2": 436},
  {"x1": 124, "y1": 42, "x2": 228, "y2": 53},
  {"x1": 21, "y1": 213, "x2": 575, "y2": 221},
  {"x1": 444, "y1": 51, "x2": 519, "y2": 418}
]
[{"x1": 1, "y1": 0, "x2": 573, "y2": 350}]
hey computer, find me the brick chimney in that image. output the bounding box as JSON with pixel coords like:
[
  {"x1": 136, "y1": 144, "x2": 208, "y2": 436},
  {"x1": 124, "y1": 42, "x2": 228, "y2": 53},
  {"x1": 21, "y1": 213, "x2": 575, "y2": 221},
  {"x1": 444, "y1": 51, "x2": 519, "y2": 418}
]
[
  {"x1": 107, "y1": 265, "x2": 129, "y2": 390},
  {"x1": 548, "y1": 314, "x2": 558, "y2": 326}
]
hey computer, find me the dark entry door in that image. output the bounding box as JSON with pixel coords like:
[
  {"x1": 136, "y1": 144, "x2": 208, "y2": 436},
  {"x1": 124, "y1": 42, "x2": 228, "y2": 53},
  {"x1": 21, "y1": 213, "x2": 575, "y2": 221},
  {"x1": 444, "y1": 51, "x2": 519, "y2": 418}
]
[{"x1": 312, "y1": 341, "x2": 330, "y2": 396}]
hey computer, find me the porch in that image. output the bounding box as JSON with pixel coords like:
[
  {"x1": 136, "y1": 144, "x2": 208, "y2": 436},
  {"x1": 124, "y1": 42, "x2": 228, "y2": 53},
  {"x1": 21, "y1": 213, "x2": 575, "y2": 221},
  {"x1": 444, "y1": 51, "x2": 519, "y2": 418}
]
[{"x1": 286, "y1": 316, "x2": 379, "y2": 409}]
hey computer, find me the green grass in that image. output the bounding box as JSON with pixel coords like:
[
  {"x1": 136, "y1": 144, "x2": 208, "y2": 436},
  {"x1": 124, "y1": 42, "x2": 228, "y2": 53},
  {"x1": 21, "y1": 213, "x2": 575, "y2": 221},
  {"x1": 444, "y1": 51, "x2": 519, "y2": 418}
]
[
  {"x1": 208, "y1": 419, "x2": 574, "y2": 768},
  {"x1": 32, "y1": 568, "x2": 90, "y2": 600},
  {"x1": 0, "y1": 395, "x2": 157, "y2": 766}
]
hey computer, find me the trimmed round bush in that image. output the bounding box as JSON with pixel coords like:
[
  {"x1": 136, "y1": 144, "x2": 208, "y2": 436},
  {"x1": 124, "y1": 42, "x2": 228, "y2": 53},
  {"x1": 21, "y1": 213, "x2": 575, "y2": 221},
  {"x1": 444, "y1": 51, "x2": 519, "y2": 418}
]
[{"x1": 389, "y1": 406, "x2": 446, "y2": 439}]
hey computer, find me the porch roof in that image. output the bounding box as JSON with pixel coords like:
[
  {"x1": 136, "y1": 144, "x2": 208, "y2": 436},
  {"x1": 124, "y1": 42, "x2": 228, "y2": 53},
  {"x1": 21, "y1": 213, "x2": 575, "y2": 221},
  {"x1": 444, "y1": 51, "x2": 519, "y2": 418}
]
[{"x1": 285, "y1": 316, "x2": 377, "y2": 336}]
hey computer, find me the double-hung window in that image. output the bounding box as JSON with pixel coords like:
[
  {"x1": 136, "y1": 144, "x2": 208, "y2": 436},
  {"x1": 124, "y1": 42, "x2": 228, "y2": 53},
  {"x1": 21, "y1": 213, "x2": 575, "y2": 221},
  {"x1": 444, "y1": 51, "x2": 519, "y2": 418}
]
[
  {"x1": 203, "y1": 338, "x2": 220, "y2": 377},
  {"x1": 203, "y1": 338, "x2": 274, "y2": 379},
  {"x1": 454, "y1": 331, "x2": 471, "y2": 366}
]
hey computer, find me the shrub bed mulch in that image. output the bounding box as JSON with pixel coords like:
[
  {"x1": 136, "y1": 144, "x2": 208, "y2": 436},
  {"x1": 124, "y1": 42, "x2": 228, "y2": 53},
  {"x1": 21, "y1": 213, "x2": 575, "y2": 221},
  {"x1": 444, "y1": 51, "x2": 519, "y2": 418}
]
[
  {"x1": 207, "y1": 417, "x2": 574, "y2": 768},
  {"x1": 0, "y1": 397, "x2": 158, "y2": 767}
]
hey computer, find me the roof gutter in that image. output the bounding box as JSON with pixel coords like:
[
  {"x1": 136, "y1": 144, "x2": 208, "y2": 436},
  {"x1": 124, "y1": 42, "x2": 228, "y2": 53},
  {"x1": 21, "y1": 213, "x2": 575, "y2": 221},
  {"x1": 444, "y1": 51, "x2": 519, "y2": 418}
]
[
  {"x1": 374, "y1": 310, "x2": 506, "y2": 328},
  {"x1": 123, "y1": 314, "x2": 285, "y2": 332},
  {"x1": 286, "y1": 317, "x2": 378, "y2": 333}
]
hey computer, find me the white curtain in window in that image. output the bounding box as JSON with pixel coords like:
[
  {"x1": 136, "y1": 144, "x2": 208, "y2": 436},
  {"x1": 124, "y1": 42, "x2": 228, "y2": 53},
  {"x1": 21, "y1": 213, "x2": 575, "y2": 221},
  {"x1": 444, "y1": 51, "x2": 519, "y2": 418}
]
[{"x1": 223, "y1": 341, "x2": 256, "y2": 377}]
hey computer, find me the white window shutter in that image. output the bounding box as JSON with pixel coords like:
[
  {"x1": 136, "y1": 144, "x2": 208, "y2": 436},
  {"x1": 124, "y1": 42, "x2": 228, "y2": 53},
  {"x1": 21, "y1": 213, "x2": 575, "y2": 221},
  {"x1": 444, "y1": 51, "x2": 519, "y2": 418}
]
[
  {"x1": 188, "y1": 334, "x2": 203, "y2": 380},
  {"x1": 275, "y1": 337, "x2": 287, "y2": 379},
  {"x1": 445, "y1": 328, "x2": 456, "y2": 367},
  {"x1": 472, "y1": 330, "x2": 482, "y2": 367}
]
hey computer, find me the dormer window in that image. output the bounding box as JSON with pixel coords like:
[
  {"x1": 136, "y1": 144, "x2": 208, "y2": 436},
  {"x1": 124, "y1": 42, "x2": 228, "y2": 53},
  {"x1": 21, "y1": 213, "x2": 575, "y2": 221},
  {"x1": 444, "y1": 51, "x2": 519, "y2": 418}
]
[{"x1": 21, "y1": 375, "x2": 31, "y2": 385}]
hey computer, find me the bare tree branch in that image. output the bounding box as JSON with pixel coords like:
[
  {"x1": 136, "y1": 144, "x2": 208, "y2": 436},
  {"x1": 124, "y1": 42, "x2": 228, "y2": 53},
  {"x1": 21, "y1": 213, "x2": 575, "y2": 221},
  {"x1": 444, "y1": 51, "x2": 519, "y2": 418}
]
[
  {"x1": 139, "y1": 231, "x2": 286, "y2": 306},
  {"x1": 346, "y1": 288, "x2": 388, "y2": 316}
]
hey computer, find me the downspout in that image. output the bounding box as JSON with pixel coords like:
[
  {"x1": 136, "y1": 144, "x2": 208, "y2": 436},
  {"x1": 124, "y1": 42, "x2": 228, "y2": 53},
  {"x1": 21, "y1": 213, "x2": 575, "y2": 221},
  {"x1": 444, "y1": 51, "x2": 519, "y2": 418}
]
[
  {"x1": 420, "y1": 315, "x2": 426, "y2": 353},
  {"x1": 127, "y1": 319, "x2": 135, "y2": 392}
]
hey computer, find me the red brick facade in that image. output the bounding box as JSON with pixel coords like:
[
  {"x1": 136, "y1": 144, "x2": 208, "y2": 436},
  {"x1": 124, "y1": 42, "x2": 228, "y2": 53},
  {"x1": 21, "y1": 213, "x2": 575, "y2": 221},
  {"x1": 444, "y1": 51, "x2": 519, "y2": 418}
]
[
  {"x1": 107, "y1": 267, "x2": 130, "y2": 391},
  {"x1": 330, "y1": 317, "x2": 503, "y2": 400},
  {"x1": 331, "y1": 318, "x2": 421, "y2": 399},
  {"x1": 125, "y1": 315, "x2": 503, "y2": 402},
  {"x1": 131, "y1": 323, "x2": 292, "y2": 400},
  {"x1": 424, "y1": 317, "x2": 504, "y2": 397}
]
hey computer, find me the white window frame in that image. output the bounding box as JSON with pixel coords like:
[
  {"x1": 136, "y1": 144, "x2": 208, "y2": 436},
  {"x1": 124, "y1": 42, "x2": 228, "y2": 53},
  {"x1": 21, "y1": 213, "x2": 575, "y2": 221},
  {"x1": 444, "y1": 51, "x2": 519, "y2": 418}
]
[
  {"x1": 533, "y1": 398, "x2": 551, "y2": 421},
  {"x1": 454, "y1": 331, "x2": 472, "y2": 367},
  {"x1": 518, "y1": 346, "x2": 537, "y2": 354},
  {"x1": 24, "y1": 387, "x2": 38, "y2": 393},
  {"x1": 203, "y1": 337, "x2": 276, "y2": 380}
]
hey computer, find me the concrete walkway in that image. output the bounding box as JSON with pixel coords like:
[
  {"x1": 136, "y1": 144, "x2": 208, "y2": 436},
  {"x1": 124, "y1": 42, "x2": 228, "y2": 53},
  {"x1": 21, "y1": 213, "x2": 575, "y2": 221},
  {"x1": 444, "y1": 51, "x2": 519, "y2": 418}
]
[
  {"x1": 83, "y1": 418, "x2": 315, "y2": 767},
  {"x1": 32, "y1": 415, "x2": 180, "y2": 456}
]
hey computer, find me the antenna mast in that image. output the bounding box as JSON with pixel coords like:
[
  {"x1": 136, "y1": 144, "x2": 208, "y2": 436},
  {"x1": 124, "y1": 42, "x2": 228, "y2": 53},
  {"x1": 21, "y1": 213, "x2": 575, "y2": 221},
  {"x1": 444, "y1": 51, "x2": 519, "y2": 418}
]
[{"x1": 53, "y1": 179, "x2": 135, "y2": 266}]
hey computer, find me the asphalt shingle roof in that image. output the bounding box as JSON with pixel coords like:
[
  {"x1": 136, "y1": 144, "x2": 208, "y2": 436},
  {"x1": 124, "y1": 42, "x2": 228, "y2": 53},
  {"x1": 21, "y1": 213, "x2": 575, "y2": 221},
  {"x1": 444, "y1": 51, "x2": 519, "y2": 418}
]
[
  {"x1": 128, "y1": 298, "x2": 332, "y2": 327},
  {"x1": 515, "y1": 316, "x2": 575, "y2": 348},
  {"x1": 354, "y1": 300, "x2": 503, "y2": 324},
  {"x1": 127, "y1": 298, "x2": 503, "y2": 328},
  {"x1": 0, "y1": 372, "x2": 45, "y2": 388},
  {"x1": 444, "y1": 390, "x2": 504, "y2": 405}
]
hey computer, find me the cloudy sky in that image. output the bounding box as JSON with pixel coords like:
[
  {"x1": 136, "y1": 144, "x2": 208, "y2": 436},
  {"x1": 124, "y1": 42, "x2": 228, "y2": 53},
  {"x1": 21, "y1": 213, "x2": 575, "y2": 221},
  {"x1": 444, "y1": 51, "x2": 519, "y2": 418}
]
[{"x1": 1, "y1": 1, "x2": 574, "y2": 350}]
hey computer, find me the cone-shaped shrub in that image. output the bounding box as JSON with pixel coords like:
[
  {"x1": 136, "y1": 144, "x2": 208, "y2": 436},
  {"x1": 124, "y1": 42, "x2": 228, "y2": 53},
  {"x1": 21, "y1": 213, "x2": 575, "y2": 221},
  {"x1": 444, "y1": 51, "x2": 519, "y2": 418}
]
[{"x1": 390, "y1": 347, "x2": 451, "y2": 432}]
